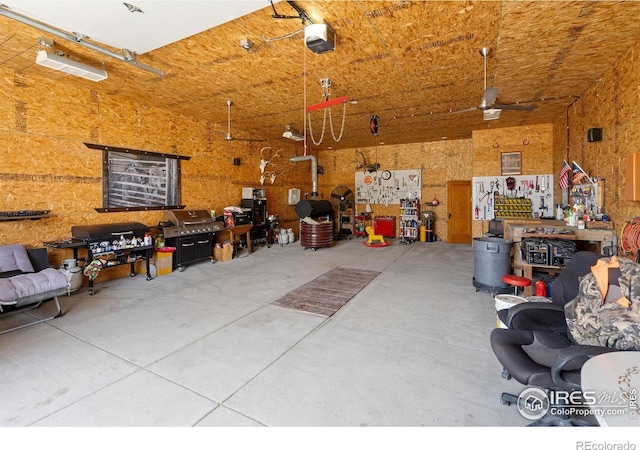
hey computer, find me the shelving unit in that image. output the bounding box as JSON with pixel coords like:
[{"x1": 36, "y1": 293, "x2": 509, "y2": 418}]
[
  {"x1": 336, "y1": 209, "x2": 354, "y2": 239},
  {"x1": 0, "y1": 210, "x2": 51, "y2": 221},
  {"x1": 85, "y1": 245, "x2": 153, "y2": 295},
  {"x1": 399, "y1": 198, "x2": 420, "y2": 244},
  {"x1": 330, "y1": 186, "x2": 355, "y2": 240}
]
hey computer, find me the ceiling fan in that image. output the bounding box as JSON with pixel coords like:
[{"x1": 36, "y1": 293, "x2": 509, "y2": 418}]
[
  {"x1": 447, "y1": 48, "x2": 536, "y2": 120},
  {"x1": 221, "y1": 100, "x2": 265, "y2": 142}
]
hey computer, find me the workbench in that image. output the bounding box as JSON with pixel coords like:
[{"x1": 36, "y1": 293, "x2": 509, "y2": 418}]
[
  {"x1": 505, "y1": 223, "x2": 617, "y2": 297},
  {"x1": 521, "y1": 263, "x2": 563, "y2": 297}
]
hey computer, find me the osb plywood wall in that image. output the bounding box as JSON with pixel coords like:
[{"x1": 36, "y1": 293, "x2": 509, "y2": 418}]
[
  {"x1": 0, "y1": 66, "x2": 313, "y2": 277},
  {"x1": 319, "y1": 123, "x2": 556, "y2": 242},
  {"x1": 471, "y1": 123, "x2": 555, "y2": 237},
  {"x1": 318, "y1": 139, "x2": 473, "y2": 241},
  {"x1": 4, "y1": 30, "x2": 640, "y2": 283},
  {"x1": 567, "y1": 36, "x2": 640, "y2": 256}
]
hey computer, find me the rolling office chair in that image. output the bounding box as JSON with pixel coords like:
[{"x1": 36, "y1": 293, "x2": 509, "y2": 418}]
[
  {"x1": 490, "y1": 326, "x2": 617, "y2": 426},
  {"x1": 491, "y1": 252, "x2": 623, "y2": 426}
]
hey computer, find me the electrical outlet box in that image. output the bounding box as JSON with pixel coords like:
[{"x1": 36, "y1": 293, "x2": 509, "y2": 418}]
[{"x1": 288, "y1": 188, "x2": 301, "y2": 205}]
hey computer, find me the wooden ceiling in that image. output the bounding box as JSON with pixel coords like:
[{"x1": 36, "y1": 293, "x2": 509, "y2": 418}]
[{"x1": 2, "y1": 1, "x2": 640, "y2": 150}]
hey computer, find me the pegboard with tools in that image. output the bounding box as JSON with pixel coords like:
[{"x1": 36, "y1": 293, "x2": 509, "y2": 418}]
[
  {"x1": 472, "y1": 174, "x2": 554, "y2": 220},
  {"x1": 355, "y1": 169, "x2": 421, "y2": 206}
]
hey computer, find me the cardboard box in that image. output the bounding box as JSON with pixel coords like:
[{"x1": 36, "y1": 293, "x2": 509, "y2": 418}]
[
  {"x1": 151, "y1": 251, "x2": 173, "y2": 275},
  {"x1": 213, "y1": 243, "x2": 233, "y2": 262}
]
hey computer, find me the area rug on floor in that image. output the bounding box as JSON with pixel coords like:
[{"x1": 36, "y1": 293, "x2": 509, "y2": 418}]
[{"x1": 272, "y1": 267, "x2": 381, "y2": 316}]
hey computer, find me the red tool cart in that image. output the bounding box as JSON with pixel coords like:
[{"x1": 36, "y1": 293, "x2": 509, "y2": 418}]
[
  {"x1": 354, "y1": 214, "x2": 372, "y2": 237},
  {"x1": 374, "y1": 215, "x2": 396, "y2": 238}
]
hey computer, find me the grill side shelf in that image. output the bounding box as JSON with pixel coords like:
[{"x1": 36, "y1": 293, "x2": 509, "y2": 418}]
[{"x1": 84, "y1": 245, "x2": 154, "y2": 295}]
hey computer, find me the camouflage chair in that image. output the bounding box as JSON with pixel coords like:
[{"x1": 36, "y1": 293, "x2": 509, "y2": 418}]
[{"x1": 565, "y1": 256, "x2": 640, "y2": 350}]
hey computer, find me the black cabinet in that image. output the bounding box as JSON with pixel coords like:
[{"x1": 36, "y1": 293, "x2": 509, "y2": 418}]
[
  {"x1": 167, "y1": 233, "x2": 214, "y2": 271},
  {"x1": 240, "y1": 198, "x2": 268, "y2": 245}
]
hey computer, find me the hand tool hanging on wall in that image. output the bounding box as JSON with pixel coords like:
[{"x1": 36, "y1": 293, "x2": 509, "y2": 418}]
[
  {"x1": 506, "y1": 177, "x2": 516, "y2": 198},
  {"x1": 546, "y1": 175, "x2": 551, "y2": 198}
]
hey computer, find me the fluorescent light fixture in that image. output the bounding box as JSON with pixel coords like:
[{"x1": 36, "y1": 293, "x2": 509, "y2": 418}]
[
  {"x1": 36, "y1": 50, "x2": 107, "y2": 82},
  {"x1": 0, "y1": 3, "x2": 162, "y2": 75},
  {"x1": 283, "y1": 125, "x2": 304, "y2": 141}
]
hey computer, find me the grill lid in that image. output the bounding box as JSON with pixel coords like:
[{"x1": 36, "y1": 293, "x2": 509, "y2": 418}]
[
  {"x1": 163, "y1": 209, "x2": 213, "y2": 227},
  {"x1": 71, "y1": 222, "x2": 150, "y2": 240}
]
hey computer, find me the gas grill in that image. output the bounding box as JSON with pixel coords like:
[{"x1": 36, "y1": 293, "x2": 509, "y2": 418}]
[
  {"x1": 162, "y1": 209, "x2": 223, "y2": 238},
  {"x1": 162, "y1": 210, "x2": 224, "y2": 271},
  {"x1": 70, "y1": 221, "x2": 153, "y2": 295}
]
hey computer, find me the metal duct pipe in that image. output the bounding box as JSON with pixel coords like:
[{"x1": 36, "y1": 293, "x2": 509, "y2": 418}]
[
  {"x1": 289, "y1": 155, "x2": 318, "y2": 198},
  {"x1": 0, "y1": 4, "x2": 165, "y2": 76}
]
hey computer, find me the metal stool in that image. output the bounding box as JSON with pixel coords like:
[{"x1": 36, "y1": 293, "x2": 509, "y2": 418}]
[{"x1": 502, "y1": 274, "x2": 532, "y2": 296}]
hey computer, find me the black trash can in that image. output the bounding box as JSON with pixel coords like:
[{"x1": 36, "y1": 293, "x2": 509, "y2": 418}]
[
  {"x1": 422, "y1": 211, "x2": 435, "y2": 242},
  {"x1": 472, "y1": 237, "x2": 512, "y2": 294}
]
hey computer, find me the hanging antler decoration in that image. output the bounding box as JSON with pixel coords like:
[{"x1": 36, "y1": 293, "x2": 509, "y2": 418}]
[
  {"x1": 259, "y1": 147, "x2": 282, "y2": 174},
  {"x1": 271, "y1": 169, "x2": 286, "y2": 184},
  {"x1": 354, "y1": 149, "x2": 380, "y2": 173},
  {"x1": 259, "y1": 169, "x2": 287, "y2": 185},
  {"x1": 259, "y1": 168, "x2": 287, "y2": 185}
]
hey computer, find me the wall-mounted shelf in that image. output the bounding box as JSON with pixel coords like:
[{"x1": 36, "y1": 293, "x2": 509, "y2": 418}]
[{"x1": 0, "y1": 210, "x2": 51, "y2": 221}]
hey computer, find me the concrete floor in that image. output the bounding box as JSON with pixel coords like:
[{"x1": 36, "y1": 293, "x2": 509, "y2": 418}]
[
  {"x1": 5, "y1": 237, "x2": 634, "y2": 445},
  {"x1": 2, "y1": 238, "x2": 531, "y2": 429}
]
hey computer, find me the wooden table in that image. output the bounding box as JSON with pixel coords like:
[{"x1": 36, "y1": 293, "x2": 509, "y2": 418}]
[{"x1": 218, "y1": 224, "x2": 253, "y2": 255}]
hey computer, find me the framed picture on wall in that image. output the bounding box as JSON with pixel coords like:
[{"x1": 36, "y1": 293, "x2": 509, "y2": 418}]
[{"x1": 501, "y1": 152, "x2": 521, "y2": 175}]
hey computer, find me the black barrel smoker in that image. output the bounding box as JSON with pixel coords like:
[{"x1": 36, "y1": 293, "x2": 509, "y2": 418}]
[{"x1": 295, "y1": 199, "x2": 334, "y2": 250}]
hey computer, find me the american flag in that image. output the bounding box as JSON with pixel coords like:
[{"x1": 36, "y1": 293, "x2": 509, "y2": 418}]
[{"x1": 558, "y1": 160, "x2": 571, "y2": 189}]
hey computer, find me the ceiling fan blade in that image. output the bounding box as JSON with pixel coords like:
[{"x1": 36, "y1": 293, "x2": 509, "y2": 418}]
[
  {"x1": 495, "y1": 103, "x2": 537, "y2": 111},
  {"x1": 441, "y1": 107, "x2": 478, "y2": 116},
  {"x1": 479, "y1": 87, "x2": 499, "y2": 109}
]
